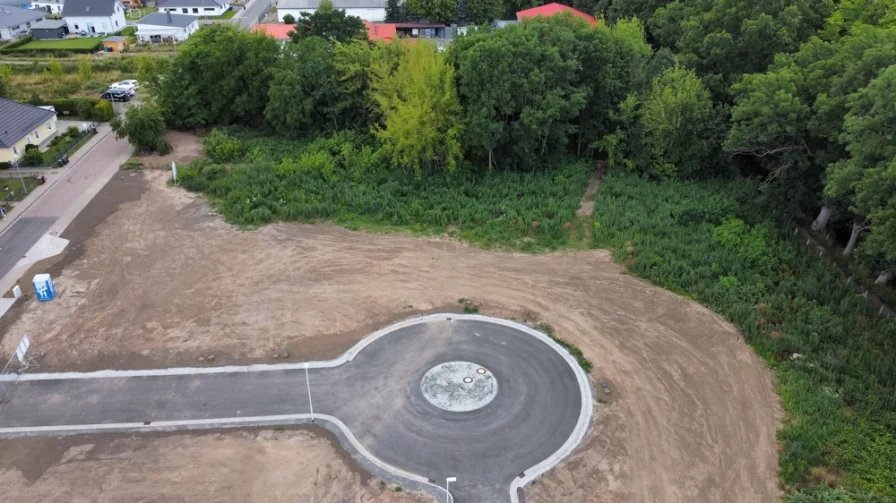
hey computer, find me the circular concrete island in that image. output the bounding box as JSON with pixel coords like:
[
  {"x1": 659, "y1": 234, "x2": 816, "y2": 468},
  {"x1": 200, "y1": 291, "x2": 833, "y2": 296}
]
[{"x1": 420, "y1": 361, "x2": 498, "y2": 412}]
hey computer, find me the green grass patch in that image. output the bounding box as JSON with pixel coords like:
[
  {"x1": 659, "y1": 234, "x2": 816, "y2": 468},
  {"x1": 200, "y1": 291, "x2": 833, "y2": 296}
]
[
  {"x1": 202, "y1": 8, "x2": 236, "y2": 19},
  {"x1": 179, "y1": 131, "x2": 591, "y2": 252},
  {"x1": 0, "y1": 177, "x2": 39, "y2": 204},
  {"x1": 591, "y1": 173, "x2": 896, "y2": 499},
  {"x1": 10, "y1": 38, "x2": 104, "y2": 52}
]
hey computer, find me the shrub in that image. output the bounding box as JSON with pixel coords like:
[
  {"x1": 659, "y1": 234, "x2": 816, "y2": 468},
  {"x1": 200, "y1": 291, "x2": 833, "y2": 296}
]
[
  {"x1": 202, "y1": 130, "x2": 244, "y2": 163},
  {"x1": 91, "y1": 99, "x2": 114, "y2": 121},
  {"x1": 282, "y1": 13, "x2": 296, "y2": 24},
  {"x1": 22, "y1": 145, "x2": 45, "y2": 166},
  {"x1": 156, "y1": 139, "x2": 172, "y2": 155},
  {"x1": 0, "y1": 36, "x2": 32, "y2": 53},
  {"x1": 45, "y1": 59, "x2": 63, "y2": 77},
  {"x1": 76, "y1": 98, "x2": 94, "y2": 119}
]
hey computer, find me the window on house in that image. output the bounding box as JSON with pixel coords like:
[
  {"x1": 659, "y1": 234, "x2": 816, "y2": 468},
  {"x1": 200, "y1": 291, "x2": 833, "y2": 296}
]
[
  {"x1": 12, "y1": 146, "x2": 18, "y2": 155},
  {"x1": 115, "y1": 20, "x2": 119, "y2": 26},
  {"x1": 35, "y1": 130, "x2": 40, "y2": 139},
  {"x1": 46, "y1": 121, "x2": 52, "y2": 130},
  {"x1": 193, "y1": 7, "x2": 199, "y2": 12},
  {"x1": 182, "y1": 8, "x2": 188, "y2": 12},
  {"x1": 12, "y1": 25, "x2": 19, "y2": 30},
  {"x1": 26, "y1": 22, "x2": 32, "y2": 28},
  {"x1": 74, "y1": 24, "x2": 79, "y2": 29},
  {"x1": 26, "y1": 136, "x2": 31, "y2": 144},
  {"x1": 205, "y1": 7, "x2": 214, "y2": 10}
]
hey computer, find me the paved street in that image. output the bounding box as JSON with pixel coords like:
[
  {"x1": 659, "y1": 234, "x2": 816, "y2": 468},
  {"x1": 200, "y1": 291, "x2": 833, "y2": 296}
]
[
  {"x1": 0, "y1": 126, "x2": 133, "y2": 293},
  {"x1": 0, "y1": 317, "x2": 591, "y2": 503},
  {"x1": 234, "y1": 0, "x2": 273, "y2": 28}
]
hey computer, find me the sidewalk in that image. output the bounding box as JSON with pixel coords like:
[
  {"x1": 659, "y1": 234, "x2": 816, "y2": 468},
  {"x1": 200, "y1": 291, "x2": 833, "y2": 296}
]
[
  {"x1": 0, "y1": 126, "x2": 111, "y2": 237},
  {"x1": 0, "y1": 123, "x2": 133, "y2": 317}
]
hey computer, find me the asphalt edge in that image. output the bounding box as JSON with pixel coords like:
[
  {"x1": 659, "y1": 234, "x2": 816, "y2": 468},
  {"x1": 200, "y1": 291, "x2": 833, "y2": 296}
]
[{"x1": 0, "y1": 413, "x2": 453, "y2": 502}]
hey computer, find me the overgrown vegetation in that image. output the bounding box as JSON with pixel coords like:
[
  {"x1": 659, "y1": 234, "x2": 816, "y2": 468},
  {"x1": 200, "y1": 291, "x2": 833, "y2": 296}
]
[
  {"x1": 178, "y1": 130, "x2": 590, "y2": 251},
  {"x1": 592, "y1": 174, "x2": 896, "y2": 499}
]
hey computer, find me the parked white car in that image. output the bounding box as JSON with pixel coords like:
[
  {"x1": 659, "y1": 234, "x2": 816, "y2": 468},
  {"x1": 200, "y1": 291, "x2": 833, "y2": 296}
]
[{"x1": 109, "y1": 80, "x2": 139, "y2": 94}]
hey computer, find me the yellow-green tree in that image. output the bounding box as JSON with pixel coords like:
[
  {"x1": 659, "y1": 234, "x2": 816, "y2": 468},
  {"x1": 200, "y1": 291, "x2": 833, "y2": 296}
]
[
  {"x1": 78, "y1": 57, "x2": 92, "y2": 82},
  {"x1": 370, "y1": 42, "x2": 464, "y2": 178}
]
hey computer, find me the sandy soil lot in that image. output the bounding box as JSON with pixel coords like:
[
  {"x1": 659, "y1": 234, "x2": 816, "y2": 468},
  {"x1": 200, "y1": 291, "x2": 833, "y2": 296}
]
[
  {"x1": 0, "y1": 163, "x2": 781, "y2": 502},
  {"x1": 0, "y1": 428, "x2": 426, "y2": 503}
]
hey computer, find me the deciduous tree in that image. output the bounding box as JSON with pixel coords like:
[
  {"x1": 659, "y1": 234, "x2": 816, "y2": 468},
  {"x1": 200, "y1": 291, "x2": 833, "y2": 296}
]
[
  {"x1": 111, "y1": 105, "x2": 170, "y2": 153},
  {"x1": 370, "y1": 42, "x2": 464, "y2": 177},
  {"x1": 156, "y1": 24, "x2": 280, "y2": 129},
  {"x1": 288, "y1": 0, "x2": 367, "y2": 43}
]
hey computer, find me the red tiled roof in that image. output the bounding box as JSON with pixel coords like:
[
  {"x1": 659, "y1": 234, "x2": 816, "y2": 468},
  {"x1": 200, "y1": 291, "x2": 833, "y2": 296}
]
[
  {"x1": 253, "y1": 24, "x2": 295, "y2": 40},
  {"x1": 516, "y1": 3, "x2": 597, "y2": 25},
  {"x1": 364, "y1": 20, "x2": 397, "y2": 41}
]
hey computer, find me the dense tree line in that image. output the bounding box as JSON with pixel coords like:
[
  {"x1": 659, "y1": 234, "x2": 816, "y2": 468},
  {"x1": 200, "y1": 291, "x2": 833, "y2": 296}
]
[{"x1": 133, "y1": 1, "x2": 896, "y2": 285}]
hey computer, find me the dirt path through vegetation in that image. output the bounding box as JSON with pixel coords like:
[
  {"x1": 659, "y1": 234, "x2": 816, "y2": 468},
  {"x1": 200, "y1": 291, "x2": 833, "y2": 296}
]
[
  {"x1": 0, "y1": 170, "x2": 781, "y2": 502},
  {"x1": 576, "y1": 160, "x2": 606, "y2": 217}
]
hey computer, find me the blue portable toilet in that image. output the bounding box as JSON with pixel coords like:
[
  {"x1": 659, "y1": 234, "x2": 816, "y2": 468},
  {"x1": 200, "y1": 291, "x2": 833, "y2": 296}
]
[{"x1": 33, "y1": 273, "x2": 56, "y2": 302}]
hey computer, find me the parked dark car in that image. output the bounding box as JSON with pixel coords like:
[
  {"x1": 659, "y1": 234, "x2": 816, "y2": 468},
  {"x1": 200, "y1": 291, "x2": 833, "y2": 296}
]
[{"x1": 101, "y1": 89, "x2": 131, "y2": 102}]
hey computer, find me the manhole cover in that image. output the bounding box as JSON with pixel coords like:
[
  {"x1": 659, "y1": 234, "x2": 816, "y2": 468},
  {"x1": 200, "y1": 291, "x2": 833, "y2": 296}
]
[{"x1": 421, "y1": 361, "x2": 497, "y2": 412}]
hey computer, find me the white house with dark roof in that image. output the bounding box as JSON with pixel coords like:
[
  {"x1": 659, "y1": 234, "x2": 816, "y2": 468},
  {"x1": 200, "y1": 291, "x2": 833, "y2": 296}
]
[
  {"x1": 277, "y1": 0, "x2": 386, "y2": 22},
  {"x1": 62, "y1": 0, "x2": 126, "y2": 35},
  {"x1": 0, "y1": 98, "x2": 58, "y2": 165},
  {"x1": 0, "y1": 5, "x2": 45, "y2": 40},
  {"x1": 135, "y1": 11, "x2": 198, "y2": 42},
  {"x1": 157, "y1": 0, "x2": 229, "y2": 17},
  {"x1": 32, "y1": 0, "x2": 65, "y2": 14}
]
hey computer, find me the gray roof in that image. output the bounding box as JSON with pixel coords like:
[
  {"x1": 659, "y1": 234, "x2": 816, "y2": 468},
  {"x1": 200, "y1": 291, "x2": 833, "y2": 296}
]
[
  {"x1": 31, "y1": 18, "x2": 67, "y2": 29},
  {"x1": 278, "y1": 0, "x2": 386, "y2": 9},
  {"x1": 136, "y1": 11, "x2": 196, "y2": 27},
  {"x1": 157, "y1": 0, "x2": 224, "y2": 8},
  {"x1": 103, "y1": 34, "x2": 125, "y2": 40},
  {"x1": 62, "y1": 0, "x2": 116, "y2": 17},
  {"x1": 0, "y1": 5, "x2": 44, "y2": 28},
  {"x1": 0, "y1": 98, "x2": 56, "y2": 149}
]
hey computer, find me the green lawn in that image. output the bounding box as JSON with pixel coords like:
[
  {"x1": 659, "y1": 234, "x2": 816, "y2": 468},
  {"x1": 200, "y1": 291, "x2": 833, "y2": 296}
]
[
  {"x1": 12, "y1": 38, "x2": 103, "y2": 51},
  {"x1": 0, "y1": 177, "x2": 39, "y2": 205},
  {"x1": 125, "y1": 6, "x2": 157, "y2": 20},
  {"x1": 202, "y1": 8, "x2": 237, "y2": 19}
]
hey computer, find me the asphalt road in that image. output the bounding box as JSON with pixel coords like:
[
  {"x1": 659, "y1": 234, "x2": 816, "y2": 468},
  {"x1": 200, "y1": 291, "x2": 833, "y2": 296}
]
[
  {"x1": 0, "y1": 217, "x2": 55, "y2": 280},
  {"x1": 0, "y1": 318, "x2": 585, "y2": 503},
  {"x1": 234, "y1": 0, "x2": 272, "y2": 28}
]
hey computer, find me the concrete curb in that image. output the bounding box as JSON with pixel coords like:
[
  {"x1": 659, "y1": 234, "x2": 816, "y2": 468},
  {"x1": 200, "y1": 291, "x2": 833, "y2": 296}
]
[
  {"x1": 0, "y1": 413, "x2": 452, "y2": 502},
  {"x1": 0, "y1": 314, "x2": 592, "y2": 503}
]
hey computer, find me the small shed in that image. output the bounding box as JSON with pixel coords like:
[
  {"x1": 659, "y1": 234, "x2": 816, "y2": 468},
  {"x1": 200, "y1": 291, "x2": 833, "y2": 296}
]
[
  {"x1": 102, "y1": 35, "x2": 128, "y2": 52},
  {"x1": 30, "y1": 19, "x2": 68, "y2": 40}
]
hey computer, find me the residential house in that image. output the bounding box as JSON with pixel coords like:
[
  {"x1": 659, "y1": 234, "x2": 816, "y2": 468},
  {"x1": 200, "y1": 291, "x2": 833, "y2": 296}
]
[
  {"x1": 135, "y1": 11, "x2": 197, "y2": 42},
  {"x1": 252, "y1": 23, "x2": 293, "y2": 41},
  {"x1": 0, "y1": 5, "x2": 44, "y2": 40},
  {"x1": 0, "y1": 98, "x2": 58, "y2": 166},
  {"x1": 515, "y1": 3, "x2": 597, "y2": 25},
  {"x1": 62, "y1": 0, "x2": 126, "y2": 35},
  {"x1": 156, "y1": 0, "x2": 229, "y2": 17},
  {"x1": 277, "y1": 0, "x2": 386, "y2": 22},
  {"x1": 30, "y1": 18, "x2": 68, "y2": 38},
  {"x1": 32, "y1": 0, "x2": 65, "y2": 14}
]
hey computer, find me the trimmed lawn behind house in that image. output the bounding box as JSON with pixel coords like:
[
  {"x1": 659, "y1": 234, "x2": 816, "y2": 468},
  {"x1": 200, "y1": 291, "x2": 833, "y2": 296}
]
[
  {"x1": 202, "y1": 8, "x2": 237, "y2": 19},
  {"x1": 11, "y1": 38, "x2": 104, "y2": 51}
]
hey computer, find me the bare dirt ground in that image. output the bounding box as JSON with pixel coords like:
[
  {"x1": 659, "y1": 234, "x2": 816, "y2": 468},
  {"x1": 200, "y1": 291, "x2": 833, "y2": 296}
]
[
  {"x1": 0, "y1": 428, "x2": 427, "y2": 503},
  {"x1": 0, "y1": 160, "x2": 782, "y2": 501}
]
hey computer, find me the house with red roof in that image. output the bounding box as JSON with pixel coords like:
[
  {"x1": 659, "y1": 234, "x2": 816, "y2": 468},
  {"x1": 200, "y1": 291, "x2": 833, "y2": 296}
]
[
  {"x1": 252, "y1": 23, "x2": 294, "y2": 41},
  {"x1": 516, "y1": 3, "x2": 597, "y2": 26}
]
